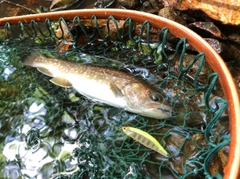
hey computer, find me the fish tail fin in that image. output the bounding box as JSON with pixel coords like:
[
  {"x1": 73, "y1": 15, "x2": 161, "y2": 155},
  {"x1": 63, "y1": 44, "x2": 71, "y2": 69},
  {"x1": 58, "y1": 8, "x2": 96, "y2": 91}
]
[{"x1": 22, "y1": 50, "x2": 42, "y2": 67}]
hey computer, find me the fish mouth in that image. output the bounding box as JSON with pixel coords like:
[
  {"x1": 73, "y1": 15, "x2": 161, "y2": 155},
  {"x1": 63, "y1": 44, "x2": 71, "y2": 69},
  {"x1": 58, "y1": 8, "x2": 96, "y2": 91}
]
[
  {"x1": 138, "y1": 103, "x2": 173, "y2": 119},
  {"x1": 128, "y1": 101, "x2": 172, "y2": 119},
  {"x1": 157, "y1": 107, "x2": 172, "y2": 118},
  {"x1": 158, "y1": 107, "x2": 172, "y2": 114}
]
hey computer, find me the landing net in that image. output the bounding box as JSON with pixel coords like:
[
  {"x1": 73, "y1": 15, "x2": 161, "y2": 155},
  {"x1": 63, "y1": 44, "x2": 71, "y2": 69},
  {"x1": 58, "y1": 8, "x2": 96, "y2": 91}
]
[{"x1": 0, "y1": 15, "x2": 229, "y2": 179}]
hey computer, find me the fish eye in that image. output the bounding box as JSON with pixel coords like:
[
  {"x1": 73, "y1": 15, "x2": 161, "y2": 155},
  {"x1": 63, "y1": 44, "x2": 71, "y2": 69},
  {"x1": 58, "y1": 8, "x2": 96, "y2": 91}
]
[
  {"x1": 150, "y1": 93, "x2": 160, "y2": 102},
  {"x1": 122, "y1": 126, "x2": 128, "y2": 130}
]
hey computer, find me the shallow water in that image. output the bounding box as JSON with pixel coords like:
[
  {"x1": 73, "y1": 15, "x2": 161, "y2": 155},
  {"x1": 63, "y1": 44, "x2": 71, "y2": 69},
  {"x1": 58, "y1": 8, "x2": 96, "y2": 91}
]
[
  {"x1": 0, "y1": 12, "x2": 230, "y2": 178},
  {"x1": 0, "y1": 42, "x2": 229, "y2": 178}
]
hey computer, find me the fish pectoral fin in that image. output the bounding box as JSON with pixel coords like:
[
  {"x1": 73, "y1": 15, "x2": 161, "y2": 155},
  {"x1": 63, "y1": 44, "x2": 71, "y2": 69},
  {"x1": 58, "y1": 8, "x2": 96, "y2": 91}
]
[
  {"x1": 50, "y1": 77, "x2": 72, "y2": 88},
  {"x1": 104, "y1": 70, "x2": 124, "y2": 98},
  {"x1": 109, "y1": 82, "x2": 124, "y2": 98},
  {"x1": 37, "y1": 67, "x2": 53, "y2": 77}
]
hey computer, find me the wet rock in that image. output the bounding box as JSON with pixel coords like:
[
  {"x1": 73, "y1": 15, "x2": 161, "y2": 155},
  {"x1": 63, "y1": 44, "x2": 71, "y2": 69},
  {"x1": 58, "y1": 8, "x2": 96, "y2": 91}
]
[
  {"x1": 186, "y1": 38, "x2": 240, "y2": 61},
  {"x1": 158, "y1": 7, "x2": 186, "y2": 26},
  {"x1": 135, "y1": 8, "x2": 185, "y2": 44},
  {"x1": 162, "y1": 132, "x2": 205, "y2": 175},
  {"x1": 0, "y1": 0, "x2": 49, "y2": 17},
  {"x1": 179, "y1": 13, "x2": 196, "y2": 23},
  {"x1": 149, "y1": 0, "x2": 160, "y2": 13},
  {"x1": 158, "y1": 7, "x2": 186, "y2": 44},
  {"x1": 135, "y1": 23, "x2": 159, "y2": 42},
  {"x1": 55, "y1": 19, "x2": 130, "y2": 51},
  {"x1": 101, "y1": 20, "x2": 129, "y2": 40},
  {"x1": 208, "y1": 144, "x2": 229, "y2": 176},
  {"x1": 163, "y1": 0, "x2": 240, "y2": 25},
  {"x1": 94, "y1": 0, "x2": 115, "y2": 8},
  {"x1": 142, "y1": 1, "x2": 153, "y2": 12},
  {"x1": 142, "y1": 0, "x2": 162, "y2": 13},
  {"x1": 227, "y1": 32, "x2": 240, "y2": 44},
  {"x1": 168, "y1": 53, "x2": 224, "y2": 97},
  {"x1": 217, "y1": 147, "x2": 229, "y2": 170},
  {"x1": 119, "y1": 0, "x2": 140, "y2": 9},
  {"x1": 170, "y1": 53, "x2": 213, "y2": 84},
  {"x1": 188, "y1": 22, "x2": 226, "y2": 39},
  {"x1": 159, "y1": 0, "x2": 174, "y2": 7},
  {"x1": 161, "y1": 131, "x2": 228, "y2": 176},
  {"x1": 50, "y1": 0, "x2": 84, "y2": 11}
]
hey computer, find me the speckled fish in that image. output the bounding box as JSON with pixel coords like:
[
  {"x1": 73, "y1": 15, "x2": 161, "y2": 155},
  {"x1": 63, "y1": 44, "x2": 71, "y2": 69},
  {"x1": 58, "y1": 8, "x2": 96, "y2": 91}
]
[
  {"x1": 22, "y1": 51, "x2": 172, "y2": 119},
  {"x1": 122, "y1": 126, "x2": 169, "y2": 157}
]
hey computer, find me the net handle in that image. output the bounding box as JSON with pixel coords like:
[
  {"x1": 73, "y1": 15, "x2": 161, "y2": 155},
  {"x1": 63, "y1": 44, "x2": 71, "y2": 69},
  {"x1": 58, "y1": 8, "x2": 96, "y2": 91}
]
[{"x1": 0, "y1": 9, "x2": 239, "y2": 179}]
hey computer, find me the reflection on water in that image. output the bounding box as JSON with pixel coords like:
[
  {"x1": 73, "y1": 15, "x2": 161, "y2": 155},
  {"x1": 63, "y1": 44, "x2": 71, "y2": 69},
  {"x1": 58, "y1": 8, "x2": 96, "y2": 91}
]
[
  {"x1": 2, "y1": 133, "x2": 80, "y2": 178},
  {"x1": 3, "y1": 139, "x2": 52, "y2": 178},
  {"x1": 2, "y1": 66, "x2": 16, "y2": 80}
]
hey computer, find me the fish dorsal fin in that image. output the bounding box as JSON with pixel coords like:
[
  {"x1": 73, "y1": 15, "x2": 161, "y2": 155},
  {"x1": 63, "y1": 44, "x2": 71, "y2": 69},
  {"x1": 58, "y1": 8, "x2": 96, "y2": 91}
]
[
  {"x1": 50, "y1": 77, "x2": 72, "y2": 88},
  {"x1": 37, "y1": 67, "x2": 53, "y2": 77},
  {"x1": 109, "y1": 82, "x2": 124, "y2": 98}
]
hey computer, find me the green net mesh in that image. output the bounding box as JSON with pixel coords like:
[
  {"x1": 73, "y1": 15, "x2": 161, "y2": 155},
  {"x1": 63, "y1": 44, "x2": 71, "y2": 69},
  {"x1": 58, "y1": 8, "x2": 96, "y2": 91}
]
[{"x1": 0, "y1": 15, "x2": 229, "y2": 179}]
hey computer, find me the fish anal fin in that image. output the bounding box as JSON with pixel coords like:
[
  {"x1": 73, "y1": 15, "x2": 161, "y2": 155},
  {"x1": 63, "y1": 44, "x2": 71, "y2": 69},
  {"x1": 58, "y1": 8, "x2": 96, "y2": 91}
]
[
  {"x1": 37, "y1": 67, "x2": 53, "y2": 77},
  {"x1": 50, "y1": 77, "x2": 72, "y2": 88},
  {"x1": 109, "y1": 82, "x2": 124, "y2": 98}
]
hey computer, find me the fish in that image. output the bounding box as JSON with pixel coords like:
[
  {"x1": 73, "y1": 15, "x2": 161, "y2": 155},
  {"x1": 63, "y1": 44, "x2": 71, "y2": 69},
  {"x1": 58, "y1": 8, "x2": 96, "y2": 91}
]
[
  {"x1": 22, "y1": 50, "x2": 172, "y2": 119},
  {"x1": 122, "y1": 126, "x2": 169, "y2": 157}
]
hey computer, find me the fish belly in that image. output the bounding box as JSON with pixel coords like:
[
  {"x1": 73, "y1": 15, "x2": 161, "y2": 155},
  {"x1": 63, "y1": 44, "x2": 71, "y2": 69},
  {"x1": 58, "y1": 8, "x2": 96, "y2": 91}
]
[{"x1": 68, "y1": 75, "x2": 127, "y2": 109}]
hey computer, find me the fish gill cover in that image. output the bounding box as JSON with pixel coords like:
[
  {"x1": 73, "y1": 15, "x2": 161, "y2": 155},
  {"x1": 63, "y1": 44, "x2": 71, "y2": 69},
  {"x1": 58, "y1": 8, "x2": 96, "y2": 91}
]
[{"x1": 0, "y1": 16, "x2": 229, "y2": 178}]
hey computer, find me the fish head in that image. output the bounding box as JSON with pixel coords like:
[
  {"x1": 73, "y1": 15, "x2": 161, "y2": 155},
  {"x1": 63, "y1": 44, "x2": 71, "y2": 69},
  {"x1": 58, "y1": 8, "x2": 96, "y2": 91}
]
[{"x1": 124, "y1": 83, "x2": 172, "y2": 119}]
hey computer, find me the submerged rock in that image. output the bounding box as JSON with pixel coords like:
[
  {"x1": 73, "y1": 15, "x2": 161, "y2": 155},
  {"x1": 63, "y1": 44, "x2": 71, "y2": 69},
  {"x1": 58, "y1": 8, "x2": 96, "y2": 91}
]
[{"x1": 119, "y1": 0, "x2": 140, "y2": 9}]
